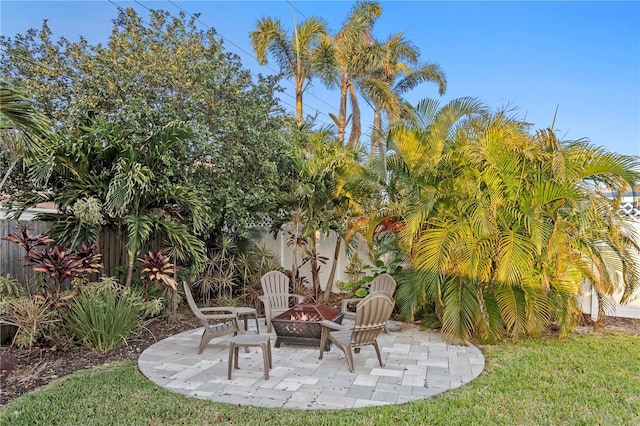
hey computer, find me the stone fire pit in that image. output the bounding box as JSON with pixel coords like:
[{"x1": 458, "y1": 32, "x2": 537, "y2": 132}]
[{"x1": 271, "y1": 303, "x2": 344, "y2": 350}]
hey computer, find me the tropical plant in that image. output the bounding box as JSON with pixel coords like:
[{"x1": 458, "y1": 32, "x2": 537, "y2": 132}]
[
  {"x1": 19, "y1": 119, "x2": 207, "y2": 287},
  {"x1": 139, "y1": 250, "x2": 178, "y2": 291},
  {"x1": 2, "y1": 224, "x2": 53, "y2": 257},
  {"x1": 316, "y1": 0, "x2": 382, "y2": 145},
  {"x1": 2, "y1": 225, "x2": 55, "y2": 296},
  {"x1": 65, "y1": 278, "x2": 160, "y2": 350},
  {"x1": 271, "y1": 127, "x2": 362, "y2": 300},
  {"x1": 358, "y1": 34, "x2": 447, "y2": 156},
  {"x1": 388, "y1": 104, "x2": 640, "y2": 342},
  {"x1": 0, "y1": 274, "x2": 23, "y2": 299},
  {"x1": 29, "y1": 246, "x2": 83, "y2": 293},
  {"x1": 139, "y1": 249, "x2": 179, "y2": 320},
  {"x1": 250, "y1": 15, "x2": 328, "y2": 123},
  {"x1": 0, "y1": 81, "x2": 50, "y2": 192},
  {"x1": 196, "y1": 233, "x2": 282, "y2": 309},
  {"x1": 3, "y1": 297, "x2": 61, "y2": 349}
]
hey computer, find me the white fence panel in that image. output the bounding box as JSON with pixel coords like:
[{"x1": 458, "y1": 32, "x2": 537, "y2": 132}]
[{"x1": 580, "y1": 197, "x2": 640, "y2": 319}]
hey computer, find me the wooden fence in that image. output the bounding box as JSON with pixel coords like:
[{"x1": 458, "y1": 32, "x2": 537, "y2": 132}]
[{"x1": 0, "y1": 218, "x2": 157, "y2": 290}]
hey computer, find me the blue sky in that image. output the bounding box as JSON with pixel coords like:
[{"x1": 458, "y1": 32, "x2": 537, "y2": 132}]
[{"x1": 1, "y1": 1, "x2": 639, "y2": 157}]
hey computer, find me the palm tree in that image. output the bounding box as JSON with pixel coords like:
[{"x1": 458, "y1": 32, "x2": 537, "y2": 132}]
[
  {"x1": 358, "y1": 34, "x2": 447, "y2": 157},
  {"x1": 391, "y1": 106, "x2": 640, "y2": 342},
  {"x1": 30, "y1": 119, "x2": 207, "y2": 287},
  {"x1": 316, "y1": 1, "x2": 382, "y2": 146},
  {"x1": 0, "y1": 81, "x2": 50, "y2": 191},
  {"x1": 271, "y1": 125, "x2": 362, "y2": 300},
  {"x1": 250, "y1": 16, "x2": 328, "y2": 123}
]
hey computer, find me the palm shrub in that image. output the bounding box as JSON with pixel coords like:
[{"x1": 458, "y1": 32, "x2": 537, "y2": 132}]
[
  {"x1": 197, "y1": 234, "x2": 281, "y2": 310},
  {"x1": 65, "y1": 277, "x2": 162, "y2": 350},
  {"x1": 377, "y1": 99, "x2": 640, "y2": 342}
]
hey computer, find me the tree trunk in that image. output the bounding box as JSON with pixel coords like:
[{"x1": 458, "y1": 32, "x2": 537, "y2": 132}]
[
  {"x1": 309, "y1": 232, "x2": 321, "y2": 301},
  {"x1": 295, "y1": 84, "x2": 303, "y2": 124},
  {"x1": 322, "y1": 235, "x2": 342, "y2": 302},
  {"x1": 595, "y1": 290, "x2": 608, "y2": 329},
  {"x1": 125, "y1": 250, "x2": 135, "y2": 288},
  {"x1": 371, "y1": 108, "x2": 383, "y2": 157},
  {"x1": 476, "y1": 283, "x2": 496, "y2": 341},
  {"x1": 333, "y1": 73, "x2": 350, "y2": 144},
  {"x1": 347, "y1": 84, "x2": 361, "y2": 148},
  {"x1": 0, "y1": 158, "x2": 19, "y2": 192}
]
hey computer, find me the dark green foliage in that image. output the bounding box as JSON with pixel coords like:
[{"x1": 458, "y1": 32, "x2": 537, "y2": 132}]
[{"x1": 0, "y1": 7, "x2": 296, "y2": 239}]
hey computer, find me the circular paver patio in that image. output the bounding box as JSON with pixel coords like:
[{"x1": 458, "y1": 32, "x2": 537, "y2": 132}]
[{"x1": 138, "y1": 319, "x2": 484, "y2": 410}]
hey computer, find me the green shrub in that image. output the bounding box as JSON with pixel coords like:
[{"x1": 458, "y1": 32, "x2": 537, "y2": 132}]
[
  {"x1": 0, "y1": 274, "x2": 24, "y2": 299},
  {"x1": 64, "y1": 277, "x2": 162, "y2": 350}
]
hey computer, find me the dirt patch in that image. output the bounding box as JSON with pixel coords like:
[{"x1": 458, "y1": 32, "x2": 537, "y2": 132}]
[
  {"x1": 0, "y1": 312, "x2": 638, "y2": 406},
  {"x1": 0, "y1": 310, "x2": 201, "y2": 405}
]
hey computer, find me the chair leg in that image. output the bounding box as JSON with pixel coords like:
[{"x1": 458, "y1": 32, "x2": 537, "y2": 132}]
[
  {"x1": 319, "y1": 327, "x2": 329, "y2": 360},
  {"x1": 254, "y1": 315, "x2": 260, "y2": 334},
  {"x1": 267, "y1": 339, "x2": 272, "y2": 369},
  {"x1": 344, "y1": 347, "x2": 355, "y2": 373},
  {"x1": 261, "y1": 342, "x2": 270, "y2": 380},
  {"x1": 373, "y1": 341, "x2": 383, "y2": 367},
  {"x1": 227, "y1": 342, "x2": 235, "y2": 379},
  {"x1": 198, "y1": 330, "x2": 214, "y2": 354}
]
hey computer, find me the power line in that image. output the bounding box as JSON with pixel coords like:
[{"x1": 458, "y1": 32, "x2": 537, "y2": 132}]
[
  {"x1": 164, "y1": 0, "x2": 337, "y2": 123},
  {"x1": 110, "y1": 0, "x2": 305, "y2": 122}
]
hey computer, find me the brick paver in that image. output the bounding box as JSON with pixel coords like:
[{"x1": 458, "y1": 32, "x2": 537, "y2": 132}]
[{"x1": 138, "y1": 320, "x2": 484, "y2": 410}]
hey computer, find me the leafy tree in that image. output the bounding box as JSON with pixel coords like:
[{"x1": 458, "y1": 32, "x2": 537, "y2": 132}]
[
  {"x1": 20, "y1": 120, "x2": 208, "y2": 288},
  {"x1": 1, "y1": 8, "x2": 293, "y2": 238},
  {"x1": 271, "y1": 126, "x2": 362, "y2": 300},
  {"x1": 0, "y1": 81, "x2": 50, "y2": 192},
  {"x1": 250, "y1": 16, "x2": 328, "y2": 123}
]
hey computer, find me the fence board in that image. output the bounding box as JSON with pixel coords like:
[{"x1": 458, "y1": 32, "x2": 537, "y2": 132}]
[{"x1": 0, "y1": 219, "x2": 160, "y2": 289}]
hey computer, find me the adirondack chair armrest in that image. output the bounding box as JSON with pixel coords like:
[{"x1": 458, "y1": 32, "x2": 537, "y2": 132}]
[
  {"x1": 319, "y1": 319, "x2": 349, "y2": 332},
  {"x1": 199, "y1": 307, "x2": 238, "y2": 321},
  {"x1": 200, "y1": 307, "x2": 238, "y2": 315}
]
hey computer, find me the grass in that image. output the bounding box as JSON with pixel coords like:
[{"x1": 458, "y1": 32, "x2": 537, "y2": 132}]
[{"x1": 1, "y1": 331, "x2": 638, "y2": 425}]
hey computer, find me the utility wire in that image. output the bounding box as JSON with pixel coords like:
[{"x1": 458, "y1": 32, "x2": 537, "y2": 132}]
[
  {"x1": 164, "y1": 0, "x2": 337, "y2": 120},
  {"x1": 114, "y1": 0, "x2": 321, "y2": 124}
]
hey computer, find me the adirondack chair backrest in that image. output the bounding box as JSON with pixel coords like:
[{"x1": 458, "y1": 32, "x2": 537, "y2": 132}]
[
  {"x1": 260, "y1": 270, "x2": 291, "y2": 312},
  {"x1": 369, "y1": 274, "x2": 397, "y2": 297},
  {"x1": 351, "y1": 292, "x2": 395, "y2": 347}
]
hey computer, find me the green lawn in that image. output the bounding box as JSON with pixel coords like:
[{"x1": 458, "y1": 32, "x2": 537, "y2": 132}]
[{"x1": 1, "y1": 331, "x2": 638, "y2": 426}]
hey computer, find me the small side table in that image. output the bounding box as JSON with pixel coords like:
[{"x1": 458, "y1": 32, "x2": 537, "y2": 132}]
[
  {"x1": 235, "y1": 307, "x2": 259, "y2": 333},
  {"x1": 228, "y1": 334, "x2": 272, "y2": 380}
]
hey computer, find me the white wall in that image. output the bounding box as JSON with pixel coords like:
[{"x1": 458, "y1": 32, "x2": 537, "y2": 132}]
[
  {"x1": 257, "y1": 226, "x2": 372, "y2": 293},
  {"x1": 580, "y1": 200, "x2": 640, "y2": 319},
  {"x1": 581, "y1": 283, "x2": 640, "y2": 320}
]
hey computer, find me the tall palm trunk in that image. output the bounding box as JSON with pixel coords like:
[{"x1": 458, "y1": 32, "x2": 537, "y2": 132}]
[
  {"x1": 322, "y1": 235, "x2": 342, "y2": 302},
  {"x1": 477, "y1": 282, "x2": 496, "y2": 341},
  {"x1": 309, "y1": 232, "x2": 321, "y2": 301},
  {"x1": 125, "y1": 249, "x2": 135, "y2": 288},
  {"x1": 371, "y1": 107, "x2": 383, "y2": 157},
  {"x1": 295, "y1": 80, "x2": 304, "y2": 124},
  {"x1": 347, "y1": 84, "x2": 361, "y2": 148},
  {"x1": 331, "y1": 74, "x2": 350, "y2": 144}
]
